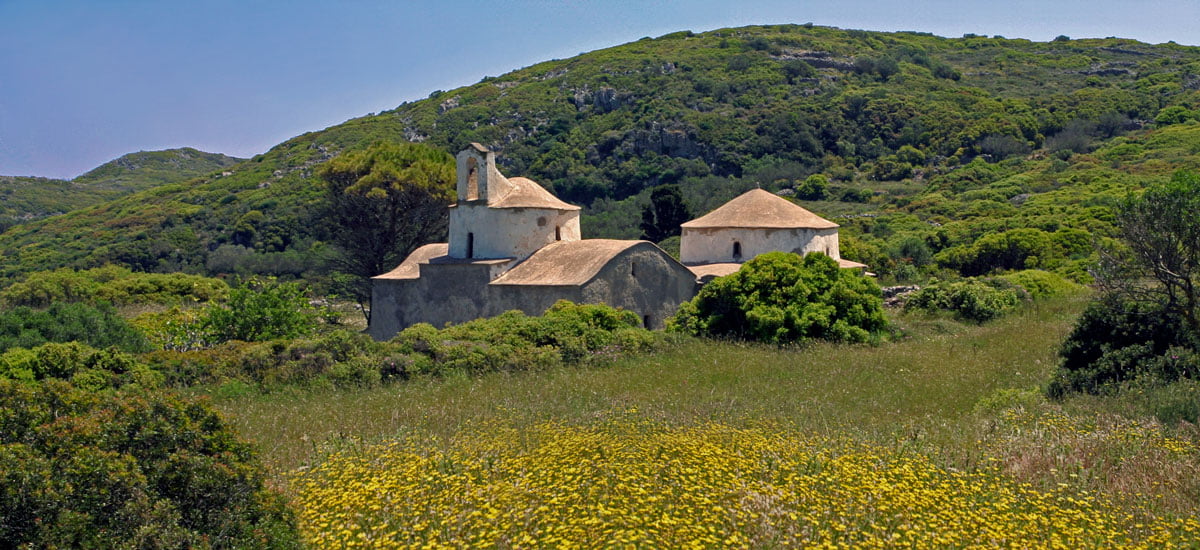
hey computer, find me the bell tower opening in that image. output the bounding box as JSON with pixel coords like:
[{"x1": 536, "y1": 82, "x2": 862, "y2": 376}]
[{"x1": 466, "y1": 157, "x2": 479, "y2": 201}]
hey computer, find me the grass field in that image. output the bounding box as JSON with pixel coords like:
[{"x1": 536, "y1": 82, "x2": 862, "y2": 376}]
[{"x1": 213, "y1": 296, "x2": 1200, "y2": 546}]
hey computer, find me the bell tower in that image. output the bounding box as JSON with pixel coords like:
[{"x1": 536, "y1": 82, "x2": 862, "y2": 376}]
[{"x1": 455, "y1": 143, "x2": 504, "y2": 203}]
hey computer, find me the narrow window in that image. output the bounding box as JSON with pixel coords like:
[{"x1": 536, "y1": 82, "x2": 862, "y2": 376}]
[
  {"x1": 732, "y1": 241, "x2": 742, "y2": 260},
  {"x1": 643, "y1": 314, "x2": 652, "y2": 328},
  {"x1": 631, "y1": 261, "x2": 637, "y2": 277},
  {"x1": 466, "y1": 158, "x2": 479, "y2": 200},
  {"x1": 555, "y1": 226, "x2": 561, "y2": 241},
  {"x1": 467, "y1": 232, "x2": 474, "y2": 258}
]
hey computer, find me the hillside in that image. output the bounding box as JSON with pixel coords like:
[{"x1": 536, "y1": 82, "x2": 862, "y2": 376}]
[
  {"x1": 0, "y1": 148, "x2": 242, "y2": 233},
  {"x1": 2, "y1": 25, "x2": 1200, "y2": 282},
  {"x1": 72, "y1": 147, "x2": 244, "y2": 191}
]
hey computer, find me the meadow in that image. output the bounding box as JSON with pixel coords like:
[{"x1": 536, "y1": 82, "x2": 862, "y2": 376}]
[{"x1": 214, "y1": 296, "x2": 1200, "y2": 547}]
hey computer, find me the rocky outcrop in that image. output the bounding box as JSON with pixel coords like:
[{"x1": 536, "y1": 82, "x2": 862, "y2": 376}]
[
  {"x1": 882, "y1": 285, "x2": 920, "y2": 308},
  {"x1": 1080, "y1": 62, "x2": 1136, "y2": 77},
  {"x1": 586, "y1": 122, "x2": 715, "y2": 165},
  {"x1": 569, "y1": 86, "x2": 631, "y2": 113},
  {"x1": 772, "y1": 49, "x2": 857, "y2": 71},
  {"x1": 438, "y1": 95, "x2": 461, "y2": 114}
]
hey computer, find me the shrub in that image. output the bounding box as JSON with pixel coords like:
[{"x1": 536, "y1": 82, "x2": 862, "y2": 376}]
[
  {"x1": 794, "y1": 174, "x2": 828, "y2": 200},
  {"x1": 1048, "y1": 296, "x2": 1197, "y2": 396},
  {"x1": 0, "y1": 341, "x2": 161, "y2": 390},
  {"x1": 998, "y1": 269, "x2": 1083, "y2": 299},
  {"x1": 935, "y1": 228, "x2": 1062, "y2": 276},
  {"x1": 0, "y1": 302, "x2": 150, "y2": 353},
  {"x1": 0, "y1": 380, "x2": 299, "y2": 548},
  {"x1": 669, "y1": 252, "x2": 887, "y2": 344},
  {"x1": 904, "y1": 278, "x2": 1024, "y2": 322},
  {"x1": 392, "y1": 301, "x2": 656, "y2": 376},
  {"x1": 199, "y1": 278, "x2": 318, "y2": 344},
  {"x1": 1154, "y1": 105, "x2": 1198, "y2": 126},
  {"x1": 0, "y1": 265, "x2": 228, "y2": 308},
  {"x1": 238, "y1": 329, "x2": 382, "y2": 386}
]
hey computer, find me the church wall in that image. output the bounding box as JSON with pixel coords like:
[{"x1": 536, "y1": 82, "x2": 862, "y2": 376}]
[
  {"x1": 680, "y1": 227, "x2": 840, "y2": 264},
  {"x1": 485, "y1": 285, "x2": 586, "y2": 319},
  {"x1": 369, "y1": 261, "x2": 508, "y2": 338},
  {"x1": 579, "y1": 243, "x2": 698, "y2": 329},
  {"x1": 368, "y1": 243, "x2": 698, "y2": 339},
  {"x1": 449, "y1": 204, "x2": 581, "y2": 260}
]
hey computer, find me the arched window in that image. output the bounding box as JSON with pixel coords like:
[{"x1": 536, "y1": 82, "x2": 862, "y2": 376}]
[
  {"x1": 467, "y1": 232, "x2": 475, "y2": 258},
  {"x1": 466, "y1": 157, "x2": 479, "y2": 200},
  {"x1": 732, "y1": 241, "x2": 742, "y2": 260},
  {"x1": 555, "y1": 226, "x2": 561, "y2": 241}
]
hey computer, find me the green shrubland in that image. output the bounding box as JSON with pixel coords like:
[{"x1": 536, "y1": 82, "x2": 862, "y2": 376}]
[
  {"x1": 0, "y1": 380, "x2": 298, "y2": 548},
  {"x1": 130, "y1": 300, "x2": 658, "y2": 391},
  {"x1": 1047, "y1": 171, "x2": 1200, "y2": 421},
  {"x1": 904, "y1": 278, "x2": 1025, "y2": 323},
  {"x1": 0, "y1": 265, "x2": 228, "y2": 308},
  {"x1": 0, "y1": 302, "x2": 150, "y2": 353},
  {"x1": 3, "y1": 28, "x2": 1200, "y2": 286},
  {"x1": 0, "y1": 148, "x2": 241, "y2": 232},
  {"x1": 670, "y1": 252, "x2": 887, "y2": 343},
  {"x1": 0, "y1": 342, "x2": 161, "y2": 391}
]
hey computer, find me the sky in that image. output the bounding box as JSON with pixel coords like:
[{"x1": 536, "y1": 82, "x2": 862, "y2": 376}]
[{"x1": 2, "y1": 0, "x2": 1198, "y2": 179}]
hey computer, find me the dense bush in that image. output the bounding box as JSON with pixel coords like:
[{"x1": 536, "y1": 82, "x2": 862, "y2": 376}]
[
  {"x1": 904, "y1": 278, "x2": 1025, "y2": 323},
  {"x1": 0, "y1": 380, "x2": 299, "y2": 548},
  {"x1": 669, "y1": 252, "x2": 887, "y2": 344},
  {"x1": 199, "y1": 278, "x2": 319, "y2": 344},
  {"x1": 0, "y1": 341, "x2": 161, "y2": 391},
  {"x1": 395, "y1": 301, "x2": 658, "y2": 376},
  {"x1": 141, "y1": 301, "x2": 658, "y2": 389},
  {"x1": 0, "y1": 265, "x2": 228, "y2": 308},
  {"x1": 998, "y1": 269, "x2": 1083, "y2": 299},
  {"x1": 1047, "y1": 296, "x2": 1199, "y2": 397},
  {"x1": 0, "y1": 301, "x2": 150, "y2": 353},
  {"x1": 1048, "y1": 170, "x2": 1200, "y2": 398},
  {"x1": 934, "y1": 228, "x2": 1064, "y2": 276}
]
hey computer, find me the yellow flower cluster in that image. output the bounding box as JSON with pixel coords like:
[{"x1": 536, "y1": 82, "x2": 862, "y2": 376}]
[{"x1": 292, "y1": 418, "x2": 1199, "y2": 548}]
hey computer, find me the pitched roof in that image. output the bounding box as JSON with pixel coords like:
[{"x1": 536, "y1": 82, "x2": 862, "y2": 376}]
[
  {"x1": 490, "y1": 239, "x2": 643, "y2": 286},
  {"x1": 688, "y1": 258, "x2": 866, "y2": 279},
  {"x1": 490, "y1": 176, "x2": 580, "y2": 210},
  {"x1": 686, "y1": 263, "x2": 742, "y2": 279},
  {"x1": 372, "y1": 243, "x2": 448, "y2": 279},
  {"x1": 681, "y1": 188, "x2": 837, "y2": 229}
]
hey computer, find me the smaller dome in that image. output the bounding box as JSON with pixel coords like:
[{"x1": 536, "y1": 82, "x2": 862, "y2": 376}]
[{"x1": 682, "y1": 188, "x2": 837, "y2": 229}]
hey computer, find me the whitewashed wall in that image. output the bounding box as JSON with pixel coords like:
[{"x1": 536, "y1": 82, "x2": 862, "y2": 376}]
[{"x1": 680, "y1": 227, "x2": 840, "y2": 264}]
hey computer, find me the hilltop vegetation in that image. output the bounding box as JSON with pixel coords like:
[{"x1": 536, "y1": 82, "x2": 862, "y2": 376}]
[
  {"x1": 2, "y1": 25, "x2": 1200, "y2": 285},
  {"x1": 0, "y1": 148, "x2": 241, "y2": 232}
]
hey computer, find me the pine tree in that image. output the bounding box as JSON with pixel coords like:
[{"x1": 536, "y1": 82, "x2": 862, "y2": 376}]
[{"x1": 639, "y1": 184, "x2": 690, "y2": 243}]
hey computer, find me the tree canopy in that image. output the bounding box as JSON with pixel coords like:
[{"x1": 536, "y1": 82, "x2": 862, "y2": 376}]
[
  {"x1": 318, "y1": 142, "x2": 455, "y2": 319},
  {"x1": 640, "y1": 184, "x2": 691, "y2": 243}
]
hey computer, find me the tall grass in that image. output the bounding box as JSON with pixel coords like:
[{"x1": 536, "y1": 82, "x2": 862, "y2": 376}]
[{"x1": 215, "y1": 295, "x2": 1200, "y2": 516}]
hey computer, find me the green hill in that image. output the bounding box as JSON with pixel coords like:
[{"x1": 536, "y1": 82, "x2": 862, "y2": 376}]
[
  {"x1": 73, "y1": 147, "x2": 244, "y2": 191},
  {"x1": 3, "y1": 25, "x2": 1200, "y2": 282},
  {"x1": 0, "y1": 148, "x2": 242, "y2": 233}
]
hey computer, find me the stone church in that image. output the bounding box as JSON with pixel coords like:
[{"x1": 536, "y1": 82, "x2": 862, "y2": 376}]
[{"x1": 367, "y1": 145, "x2": 860, "y2": 340}]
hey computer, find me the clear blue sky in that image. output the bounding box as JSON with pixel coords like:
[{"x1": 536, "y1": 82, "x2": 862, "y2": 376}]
[{"x1": 2, "y1": 0, "x2": 1197, "y2": 179}]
